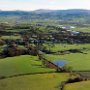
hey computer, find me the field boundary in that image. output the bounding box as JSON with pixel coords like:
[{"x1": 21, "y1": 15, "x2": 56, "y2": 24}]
[{"x1": 0, "y1": 71, "x2": 57, "y2": 80}]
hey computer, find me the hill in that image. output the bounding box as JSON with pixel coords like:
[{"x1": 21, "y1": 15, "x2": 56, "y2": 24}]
[{"x1": 0, "y1": 9, "x2": 90, "y2": 24}]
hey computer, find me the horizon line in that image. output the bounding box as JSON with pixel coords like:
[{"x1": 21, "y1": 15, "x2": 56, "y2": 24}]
[{"x1": 0, "y1": 8, "x2": 90, "y2": 11}]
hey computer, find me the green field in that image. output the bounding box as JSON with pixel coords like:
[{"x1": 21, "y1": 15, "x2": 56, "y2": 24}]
[
  {"x1": 0, "y1": 44, "x2": 90, "y2": 75},
  {"x1": 0, "y1": 55, "x2": 54, "y2": 77},
  {"x1": 65, "y1": 81, "x2": 90, "y2": 90},
  {"x1": 44, "y1": 44, "x2": 90, "y2": 71},
  {"x1": 0, "y1": 43, "x2": 90, "y2": 90},
  {"x1": 0, "y1": 11, "x2": 90, "y2": 90},
  {"x1": 46, "y1": 50, "x2": 90, "y2": 71},
  {"x1": 6, "y1": 29, "x2": 30, "y2": 32},
  {"x1": 71, "y1": 27, "x2": 90, "y2": 32},
  {"x1": 0, "y1": 73, "x2": 69, "y2": 90},
  {"x1": 47, "y1": 44, "x2": 90, "y2": 52},
  {"x1": 0, "y1": 35, "x2": 21, "y2": 40}
]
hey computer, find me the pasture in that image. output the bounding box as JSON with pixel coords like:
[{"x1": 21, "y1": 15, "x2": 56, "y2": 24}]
[
  {"x1": 45, "y1": 44, "x2": 90, "y2": 71},
  {"x1": 46, "y1": 44, "x2": 90, "y2": 52},
  {"x1": 0, "y1": 55, "x2": 54, "y2": 77},
  {"x1": 71, "y1": 27, "x2": 90, "y2": 32},
  {"x1": 0, "y1": 35, "x2": 21, "y2": 40},
  {"x1": 0, "y1": 73, "x2": 69, "y2": 90},
  {"x1": 0, "y1": 33, "x2": 90, "y2": 90},
  {"x1": 65, "y1": 81, "x2": 90, "y2": 90},
  {"x1": 46, "y1": 51, "x2": 90, "y2": 71}
]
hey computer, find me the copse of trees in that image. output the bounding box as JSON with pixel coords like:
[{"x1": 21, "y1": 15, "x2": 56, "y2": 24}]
[{"x1": 2, "y1": 43, "x2": 26, "y2": 57}]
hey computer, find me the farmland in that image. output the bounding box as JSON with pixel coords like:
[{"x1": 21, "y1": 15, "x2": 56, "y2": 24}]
[
  {"x1": 0, "y1": 55, "x2": 54, "y2": 77},
  {"x1": 0, "y1": 73, "x2": 69, "y2": 90},
  {"x1": 71, "y1": 27, "x2": 90, "y2": 32},
  {"x1": 44, "y1": 44, "x2": 90, "y2": 71},
  {"x1": 0, "y1": 44, "x2": 90, "y2": 90},
  {"x1": 46, "y1": 51, "x2": 90, "y2": 71},
  {"x1": 0, "y1": 20, "x2": 90, "y2": 90},
  {"x1": 65, "y1": 81, "x2": 90, "y2": 90},
  {"x1": 45, "y1": 44, "x2": 90, "y2": 52}
]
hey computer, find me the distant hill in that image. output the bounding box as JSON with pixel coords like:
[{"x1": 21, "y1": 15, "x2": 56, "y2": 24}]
[
  {"x1": 32, "y1": 9, "x2": 53, "y2": 14},
  {"x1": 0, "y1": 9, "x2": 90, "y2": 24}
]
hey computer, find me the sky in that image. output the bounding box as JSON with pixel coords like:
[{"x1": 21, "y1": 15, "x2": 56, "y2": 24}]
[{"x1": 0, "y1": 0, "x2": 90, "y2": 11}]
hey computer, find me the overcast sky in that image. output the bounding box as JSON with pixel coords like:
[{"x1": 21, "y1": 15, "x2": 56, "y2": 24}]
[{"x1": 0, "y1": 0, "x2": 90, "y2": 11}]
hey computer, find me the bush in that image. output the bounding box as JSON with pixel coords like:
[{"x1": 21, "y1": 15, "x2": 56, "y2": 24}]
[
  {"x1": 66, "y1": 76, "x2": 83, "y2": 83},
  {"x1": 0, "y1": 76, "x2": 6, "y2": 79},
  {"x1": 0, "y1": 39, "x2": 5, "y2": 46}
]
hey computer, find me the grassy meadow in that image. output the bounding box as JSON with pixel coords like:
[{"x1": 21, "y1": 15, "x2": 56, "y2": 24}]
[
  {"x1": 70, "y1": 27, "x2": 90, "y2": 32},
  {"x1": 46, "y1": 51, "x2": 90, "y2": 71},
  {"x1": 0, "y1": 73, "x2": 69, "y2": 90},
  {"x1": 46, "y1": 44, "x2": 90, "y2": 52},
  {"x1": 44, "y1": 44, "x2": 90, "y2": 71},
  {"x1": 65, "y1": 81, "x2": 90, "y2": 90},
  {"x1": 0, "y1": 35, "x2": 21, "y2": 40},
  {"x1": 0, "y1": 55, "x2": 54, "y2": 77}
]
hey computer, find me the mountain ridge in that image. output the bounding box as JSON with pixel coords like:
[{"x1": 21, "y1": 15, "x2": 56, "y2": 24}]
[{"x1": 0, "y1": 9, "x2": 90, "y2": 24}]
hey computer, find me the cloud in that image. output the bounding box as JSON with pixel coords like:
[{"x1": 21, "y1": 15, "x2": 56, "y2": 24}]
[{"x1": 0, "y1": 0, "x2": 90, "y2": 11}]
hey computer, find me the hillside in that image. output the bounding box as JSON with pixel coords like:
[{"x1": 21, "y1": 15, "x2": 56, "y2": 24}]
[{"x1": 0, "y1": 9, "x2": 90, "y2": 24}]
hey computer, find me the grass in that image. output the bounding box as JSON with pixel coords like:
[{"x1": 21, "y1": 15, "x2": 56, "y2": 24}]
[
  {"x1": 45, "y1": 44, "x2": 90, "y2": 71},
  {"x1": 0, "y1": 55, "x2": 54, "y2": 77},
  {"x1": 46, "y1": 50, "x2": 90, "y2": 71},
  {"x1": 6, "y1": 29, "x2": 30, "y2": 32},
  {"x1": 47, "y1": 44, "x2": 90, "y2": 52},
  {"x1": 0, "y1": 35, "x2": 21, "y2": 40},
  {"x1": 70, "y1": 27, "x2": 90, "y2": 32},
  {"x1": 0, "y1": 73, "x2": 69, "y2": 90},
  {"x1": 65, "y1": 81, "x2": 90, "y2": 90},
  {"x1": 0, "y1": 43, "x2": 89, "y2": 90}
]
